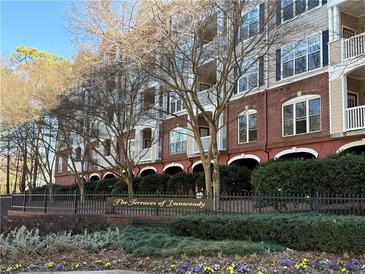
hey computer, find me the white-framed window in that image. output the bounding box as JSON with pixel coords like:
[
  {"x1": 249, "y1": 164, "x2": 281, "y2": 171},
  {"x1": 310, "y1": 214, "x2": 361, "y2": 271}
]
[
  {"x1": 282, "y1": 0, "x2": 320, "y2": 22},
  {"x1": 169, "y1": 92, "x2": 184, "y2": 113},
  {"x1": 169, "y1": 127, "x2": 187, "y2": 155},
  {"x1": 57, "y1": 157, "x2": 63, "y2": 173},
  {"x1": 282, "y1": 95, "x2": 321, "y2": 136},
  {"x1": 241, "y1": 8, "x2": 259, "y2": 40},
  {"x1": 237, "y1": 60, "x2": 259, "y2": 93},
  {"x1": 282, "y1": 33, "x2": 321, "y2": 79},
  {"x1": 238, "y1": 110, "x2": 257, "y2": 143}
]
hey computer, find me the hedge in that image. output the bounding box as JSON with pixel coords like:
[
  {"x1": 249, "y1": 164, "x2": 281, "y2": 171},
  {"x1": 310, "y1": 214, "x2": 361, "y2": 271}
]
[
  {"x1": 30, "y1": 164, "x2": 252, "y2": 194},
  {"x1": 251, "y1": 155, "x2": 365, "y2": 194},
  {"x1": 169, "y1": 214, "x2": 365, "y2": 253}
]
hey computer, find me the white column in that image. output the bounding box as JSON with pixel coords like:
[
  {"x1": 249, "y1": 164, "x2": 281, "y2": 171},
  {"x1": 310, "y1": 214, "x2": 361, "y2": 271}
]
[
  {"x1": 342, "y1": 76, "x2": 348, "y2": 132},
  {"x1": 333, "y1": 6, "x2": 341, "y2": 40},
  {"x1": 328, "y1": 7, "x2": 334, "y2": 42}
]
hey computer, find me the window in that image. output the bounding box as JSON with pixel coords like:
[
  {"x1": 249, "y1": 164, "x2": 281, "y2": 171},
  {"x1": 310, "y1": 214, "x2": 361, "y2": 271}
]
[
  {"x1": 57, "y1": 158, "x2": 63, "y2": 173},
  {"x1": 282, "y1": 0, "x2": 319, "y2": 22},
  {"x1": 283, "y1": 96, "x2": 321, "y2": 136},
  {"x1": 347, "y1": 93, "x2": 358, "y2": 108},
  {"x1": 104, "y1": 140, "x2": 111, "y2": 156},
  {"x1": 237, "y1": 60, "x2": 259, "y2": 93},
  {"x1": 199, "y1": 127, "x2": 210, "y2": 137},
  {"x1": 238, "y1": 110, "x2": 257, "y2": 143},
  {"x1": 241, "y1": 8, "x2": 259, "y2": 40},
  {"x1": 75, "y1": 147, "x2": 82, "y2": 161},
  {"x1": 169, "y1": 92, "x2": 184, "y2": 113},
  {"x1": 343, "y1": 27, "x2": 355, "y2": 38},
  {"x1": 282, "y1": 34, "x2": 321, "y2": 79},
  {"x1": 141, "y1": 128, "x2": 152, "y2": 149},
  {"x1": 169, "y1": 127, "x2": 187, "y2": 155}
]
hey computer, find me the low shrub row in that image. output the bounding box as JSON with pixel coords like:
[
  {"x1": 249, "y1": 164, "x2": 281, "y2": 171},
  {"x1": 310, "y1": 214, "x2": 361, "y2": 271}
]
[
  {"x1": 31, "y1": 165, "x2": 252, "y2": 194},
  {"x1": 252, "y1": 155, "x2": 365, "y2": 194},
  {"x1": 169, "y1": 214, "x2": 365, "y2": 253}
]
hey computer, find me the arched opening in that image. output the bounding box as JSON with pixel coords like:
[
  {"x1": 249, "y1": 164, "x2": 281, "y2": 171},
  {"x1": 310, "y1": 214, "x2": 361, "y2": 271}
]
[
  {"x1": 277, "y1": 152, "x2": 316, "y2": 160},
  {"x1": 337, "y1": 139, "x2": 365, "y2": 155},
  {"x1": 140, "y1": 168, "x2": 157, "y2": 177},
  {"x1": 89, "y1": 174, "x2": 100, "y2": 181},
  {"x1": 229, "y1": 158, "x2": 259, "y2": 169},
  {"x1": 164, "y1": 163, "x2": 184, "y2": 175},
  {"x1": 341, "y1": 145, "x2": 365, "y2": 155},
  {"x1": 274, "y1": 147, "x2": 318, "y2": 160},
  {"x1": 192, "y1": 163, "x2": 204, "y2": 173},
  {"x1": 103, "y1": 173, "x2": 116, "y2": 180}
]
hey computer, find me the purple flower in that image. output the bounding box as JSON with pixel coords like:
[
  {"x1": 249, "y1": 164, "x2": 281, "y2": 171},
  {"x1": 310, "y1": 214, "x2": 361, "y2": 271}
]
[
  {"x1": 212, "y1": 264, "x2": 221, "y2": 271},
  {"x1": 56, "y1": 262, "x2": 64, "y2": 271},
  {"x1": 344, "y1": 263, "x2": 357, "y2": 271},
  {"x1": 192, "y1": 265, "x2": 202, "y2": 273},
  {"x1": 237, "y1": 265, "x2": 250, "y2": 273},
  {"x1": 281, "y1": 259, "x2": 291, "y2": 267}
]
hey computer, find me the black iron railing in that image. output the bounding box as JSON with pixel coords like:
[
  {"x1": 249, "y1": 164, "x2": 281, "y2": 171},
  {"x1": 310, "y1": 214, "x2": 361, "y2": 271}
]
[{"x1": 9, "y1": 191, "x2": 365, "y2": 216}]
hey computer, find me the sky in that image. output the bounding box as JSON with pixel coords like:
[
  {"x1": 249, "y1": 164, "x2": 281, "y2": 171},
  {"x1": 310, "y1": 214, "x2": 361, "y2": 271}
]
[{"x1": 1, "y1": 0, "x2": 75, "y2": 60}]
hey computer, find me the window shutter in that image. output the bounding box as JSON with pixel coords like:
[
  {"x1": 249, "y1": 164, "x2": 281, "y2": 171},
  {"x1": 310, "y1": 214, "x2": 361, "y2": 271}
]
[
  {"x1": 276, "y1": 49, "x2": 281, "y2": 81},
  {"x1": 322, "y1": 30, "x2": 329, "y2": 66},
  {"x1": 234, "y1": 66, "x2": 239, "y2": 94},
  {"x1": 276, "y1": 0, "x2": 282, "y2": 25},
  {"x1": 259, "y1": 56, "x2": 264, "y2": 86},
  {"x1": 259, "y1": 3, "x2": 265, "y2": 32},
  {"x1": 322, "y1": 0, "x2": 327, "y2": 4},
  {"x1": 166, "y1": 93, "x2": 170, "y2": 113}
]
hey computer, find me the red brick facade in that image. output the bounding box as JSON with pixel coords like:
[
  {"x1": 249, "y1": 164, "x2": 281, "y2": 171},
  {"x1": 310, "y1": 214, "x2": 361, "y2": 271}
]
[{"x1": 55, "y1": 72, "x2": 365, "y2": 185}]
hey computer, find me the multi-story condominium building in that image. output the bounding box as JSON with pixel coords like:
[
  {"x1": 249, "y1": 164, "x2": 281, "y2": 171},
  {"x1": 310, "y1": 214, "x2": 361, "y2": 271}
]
[{"x1": 55, "y1": 0, "x2": 365, "y2": 184}]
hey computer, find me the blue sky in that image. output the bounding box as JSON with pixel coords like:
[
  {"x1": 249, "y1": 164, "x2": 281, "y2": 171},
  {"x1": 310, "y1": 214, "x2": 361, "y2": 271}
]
[{"x1": 1, "y1": 0, "x2": 75, "y2": 60}]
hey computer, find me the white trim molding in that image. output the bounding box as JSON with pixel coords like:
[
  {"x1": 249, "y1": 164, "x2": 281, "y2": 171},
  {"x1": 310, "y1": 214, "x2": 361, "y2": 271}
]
[
  {"x1": 227, "y1": 153, "x2": 261, "y2": 165},
  {"x1": 163, "y1": 162, "x2": 184, "y2": 172},
  {"x1": 191, "y1": 160, "x2": 214, "y2": 170},
  {"x1": 274, "y1": 147, "x2": 319, "y2": 160},
  {"x1": 336, "y1": 138, "x2": 365, "y2": 154},
  {"x1": 140, "y1": 166, "x2": 157, "y2": 174},
  {"x1": 89, "y1": 173, "x2": 101, "y2": 180},
  {"x1": 102, "y1": 172, "x2": 116, "y2": 179}
]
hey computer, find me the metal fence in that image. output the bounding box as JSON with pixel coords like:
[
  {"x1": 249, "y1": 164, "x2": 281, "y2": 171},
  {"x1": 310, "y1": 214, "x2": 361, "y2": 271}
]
[{"x1": 9, "y1": 191, "x2": 365, "y2": 216}]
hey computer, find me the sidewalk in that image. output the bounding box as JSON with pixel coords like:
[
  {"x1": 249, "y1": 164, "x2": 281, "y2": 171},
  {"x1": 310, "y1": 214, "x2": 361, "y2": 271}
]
[{"x1": 19, "y1": 271, "x2": 148, "y2": 274}]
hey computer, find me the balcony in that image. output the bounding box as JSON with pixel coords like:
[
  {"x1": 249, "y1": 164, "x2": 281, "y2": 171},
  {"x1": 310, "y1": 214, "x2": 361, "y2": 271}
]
[
  {"x1": 343, "y1": 33, "x2": 365, "y2": 61},
  {"x1": 139, "y1": 148, "x2": 152, "y2": 162},
  {"x1": 345, "y1": 105, "x2": 365, "y2": 131},
  {"x1": 197, "y1": 88, "x2": 215, "y2": 106},
  {"x1": 193, "y1": 136, "x2": 211, "y2": 154}
]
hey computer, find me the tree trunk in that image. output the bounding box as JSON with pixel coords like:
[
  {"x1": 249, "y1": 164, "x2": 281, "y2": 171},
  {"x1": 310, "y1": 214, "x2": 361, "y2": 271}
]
[
  {"x1": 79, "y1": 183, "x2": 85, "y2": 204},
  {"x1": 20, "y1": 147, "x2": 28, "y2": 192},
  {"x1": 211, "y1": 130, "x2": 220, "y2": 210},
  {"x1": 203, "y1": 163, "x2": 212, "y2": 196}
]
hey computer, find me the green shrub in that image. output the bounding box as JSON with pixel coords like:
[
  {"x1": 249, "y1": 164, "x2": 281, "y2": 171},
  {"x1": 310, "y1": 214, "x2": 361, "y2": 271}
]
[
  {"x1": 169, "y1": 214, "x2": 365, "y2": 253},
  {"x1": 167, "y1": 172, "x2": 197, "y2": 193},
  {"x1": 139, "y1": 174, "x2": 170, "y2": 192},
  {"x1": 251, "y1": 155, "x2": 365, "y2": 194},
  {"x1": 219, "y1": 165, "x2": 252, "y2": 193}
]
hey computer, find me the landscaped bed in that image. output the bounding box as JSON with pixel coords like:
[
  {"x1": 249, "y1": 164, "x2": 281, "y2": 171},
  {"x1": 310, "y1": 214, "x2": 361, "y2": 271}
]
[{"x1": 1, "y1": 225, "x2": 365, "y2": 273}]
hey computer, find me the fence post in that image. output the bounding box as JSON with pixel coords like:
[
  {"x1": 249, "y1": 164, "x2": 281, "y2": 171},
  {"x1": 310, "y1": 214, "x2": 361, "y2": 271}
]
[
  {"x1": 11, "y1": 192, "x2": 13, "y2": 208},
  {"x1": 73, "y1": 190, "x2": 78, "y2": 214},
  {"x1": 23, "y1": 192, "x2": 27, "y2": 212},
  {"x1": 315, "y1": 192, "x2": 320, "y2": 214},
  {"x1": 43, "y1": 189, "x2": 48, "y2": 213},
  {"x1": 257, "y1": 192, "x2": 262, "y2": 214}
]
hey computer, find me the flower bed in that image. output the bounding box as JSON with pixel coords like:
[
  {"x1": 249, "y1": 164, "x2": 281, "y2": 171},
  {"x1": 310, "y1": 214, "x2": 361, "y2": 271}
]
[{"x1": 1, "y1": 250, "x2": 365, "y2": 274}]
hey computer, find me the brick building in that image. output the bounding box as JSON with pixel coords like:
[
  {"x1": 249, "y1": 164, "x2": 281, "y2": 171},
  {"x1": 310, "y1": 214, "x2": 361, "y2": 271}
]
[{"x1": 55, "y1": 0, "x2": 365, "y2": 184}]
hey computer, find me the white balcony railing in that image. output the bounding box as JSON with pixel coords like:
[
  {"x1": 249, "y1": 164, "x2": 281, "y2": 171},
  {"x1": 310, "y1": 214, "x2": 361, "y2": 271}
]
[
  {"x1": 343, "y1": 32, "x2": 365, "y2": 60},
  {"x1": 346, "y1": 105, "x2": 365, "y2": 131},
  {"x1": 197, "y1": 88, "x2": 216, "y2": 106},
  {"x1": 140, "y1": 148, "x2": 152, "y2": 162},
  {"x1": 193, "y1": 136, "x2": 211, "y2": 153}
]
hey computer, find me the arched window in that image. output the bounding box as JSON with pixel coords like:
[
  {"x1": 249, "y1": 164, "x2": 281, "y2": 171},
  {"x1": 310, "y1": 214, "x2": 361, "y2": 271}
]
[
  {"x1": 282, "y1": 95, "x2": 321, "y2": 136},
  {"x1": 238, "y1": 109, "x2": 257, "y2": 143},
  {"x1": 169, "y1": 127, "x2": 187, "y2": 155}
]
